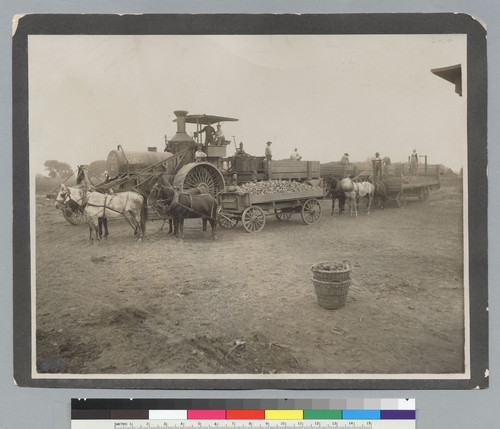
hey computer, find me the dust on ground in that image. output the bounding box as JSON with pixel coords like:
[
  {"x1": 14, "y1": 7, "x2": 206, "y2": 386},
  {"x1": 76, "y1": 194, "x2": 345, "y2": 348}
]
[{"x1": 35, "y1": 178, "x2": 465, "y2": 375}]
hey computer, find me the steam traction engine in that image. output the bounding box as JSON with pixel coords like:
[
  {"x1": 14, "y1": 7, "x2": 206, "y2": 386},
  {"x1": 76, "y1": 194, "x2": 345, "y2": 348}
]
[{"x1": 103, "y1": 110, "x2": 229, "y2": 196}]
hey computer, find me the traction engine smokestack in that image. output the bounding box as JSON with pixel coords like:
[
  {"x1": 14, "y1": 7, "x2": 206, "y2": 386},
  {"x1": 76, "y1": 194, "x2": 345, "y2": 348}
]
[
  {"x1": 170, "y1": 110, "x2": 193, "y2": 142},
  {"x1": 167, "y1": 110, "x2": 195, "y2": 154}
]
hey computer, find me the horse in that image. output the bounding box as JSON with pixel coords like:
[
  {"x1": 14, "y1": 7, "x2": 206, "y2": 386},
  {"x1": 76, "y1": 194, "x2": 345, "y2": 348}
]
[
  {"x1": 336, "y1": 177, "x2": 376, "y2": 217},
  {"x1": 84, "y1": 191, "x2": 147, "y2": 243},
  {"x1": 148, "y1": 183, "x2": 218, "y2": 241},
  {"x1": 323, "y1": 175, "x2": 346, "y2": 215},
  {"x1": 148, "y1": 182, "x2": 203, "y2": 235},
  {"x1": 55, "y1": 184, "x2": 146, "y2": 243},
  {"x1": 55, "y1": 184, "x2": 109, "y2": 238}
]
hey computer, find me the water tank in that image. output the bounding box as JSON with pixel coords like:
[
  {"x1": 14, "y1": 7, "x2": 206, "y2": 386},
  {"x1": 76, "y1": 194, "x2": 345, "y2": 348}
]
[{"x1": 106, "y1": 148, "x2": 174, "y2": 177}]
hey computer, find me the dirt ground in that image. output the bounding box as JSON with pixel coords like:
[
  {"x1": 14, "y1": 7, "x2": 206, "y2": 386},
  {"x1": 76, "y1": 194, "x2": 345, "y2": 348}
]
[{"x1": 35, "y1": 178, "x2": 465, "y2": 375}]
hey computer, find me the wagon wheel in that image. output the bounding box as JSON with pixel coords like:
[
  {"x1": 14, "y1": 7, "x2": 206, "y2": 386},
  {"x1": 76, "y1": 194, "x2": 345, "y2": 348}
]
[
  {"x1": 420, "y1": 187, "x2": 430, "y2": 201},
  {"x1": 173, "y1": 162, "x2": 225, "y2": 196},
  {"x1": 242, "y1": 206, "x2": 266, "y2": 233},
  {"x1": 275, "y1": 209, "x2": 293, "y2": 221},
  {"x1": 217, "y1": 209, "x2": 239, "y2": 229},
  {"x1": 396, "y1": 192, "x2": 407, "y2": 208},
  {"x1": 61, "y1": 201, "x2": 87, "y2": 225},
  {"x1": 301, "y1": 199, "x2": 322, "y2": 225}
]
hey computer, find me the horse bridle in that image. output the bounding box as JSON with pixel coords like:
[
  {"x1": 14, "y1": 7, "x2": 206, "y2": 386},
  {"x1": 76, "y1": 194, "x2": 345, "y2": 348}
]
[
  {"x1": 57, "y1": 187, "x2": 86, "y2": 210},
  {"x1": 148, "y1": 183, "x2": 173, "y2": 212}
]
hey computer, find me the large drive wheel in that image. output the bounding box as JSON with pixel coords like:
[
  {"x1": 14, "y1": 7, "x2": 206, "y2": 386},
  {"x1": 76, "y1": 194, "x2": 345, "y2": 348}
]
[
  {"x1": 301, "y1": 199, "x2": 322, "y2": 225},
  {"x1": 173, "y1": 162, "x2": 225, "y2": 196},
  {"x1": 242, "y1": 206, "x2": 266, "y2": 233},
  {"x1": 61, "y1": 201, "x2": 87, "y2": 225},
  {"x1": 275, "y1": 209, "x2": 293, "y2": 221},
  {"x1": 396, "y1": 192, "x2": 407, "y2": 208}
]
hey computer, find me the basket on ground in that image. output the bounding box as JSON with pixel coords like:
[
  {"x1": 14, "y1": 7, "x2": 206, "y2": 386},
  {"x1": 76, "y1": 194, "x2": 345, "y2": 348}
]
[
  {"x1": 311, "y1": 261, "x2": 352, "y2": 282},
  {"x1": 312, "y1": 278, "x2": 350, "y2": 310}
]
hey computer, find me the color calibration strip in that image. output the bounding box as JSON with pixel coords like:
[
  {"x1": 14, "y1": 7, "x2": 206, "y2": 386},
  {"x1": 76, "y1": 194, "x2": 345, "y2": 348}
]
[{"x1": 71, "y1": 399, "x2": 415, "y2": 429}]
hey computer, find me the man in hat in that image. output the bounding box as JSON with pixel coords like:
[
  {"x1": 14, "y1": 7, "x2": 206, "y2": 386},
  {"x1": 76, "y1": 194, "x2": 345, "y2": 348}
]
[
  {"x1": 373, "y1": 152, "x2": 382, "y2": 177},
  {"x1": 214, "y1": 124, "x2": 225, "y2": 146},
  {"x1": 265, "y1": 141, "x2": 273, "y2": 161},
  {"x1": 195, "y1": 123, "x2": 215, "y2": 145},
  {"x1": 340, "y1": 153, "x2": 349, "y2": 165},
  {"x1": 410, "y1": 149, "x2": 418, "y2": 175}
]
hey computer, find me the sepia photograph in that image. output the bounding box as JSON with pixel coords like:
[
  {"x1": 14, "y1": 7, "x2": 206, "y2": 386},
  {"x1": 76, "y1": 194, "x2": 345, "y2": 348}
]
[{"x1": 13, "y1": 14, "x2": 487, "y2": 389}]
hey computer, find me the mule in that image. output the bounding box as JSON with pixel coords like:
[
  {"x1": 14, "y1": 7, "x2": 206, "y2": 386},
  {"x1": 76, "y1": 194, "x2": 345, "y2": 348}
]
[
  {"x1": 336, "y1": 178, "x2": 376, "y2": 217},
  {"x1": 148, "y1": 183, "x2": 218, "y2": 241}
]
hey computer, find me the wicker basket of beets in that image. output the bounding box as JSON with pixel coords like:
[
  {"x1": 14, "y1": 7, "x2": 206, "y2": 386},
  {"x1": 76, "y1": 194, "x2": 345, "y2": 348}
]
[{"x1": 311, "y1": 260, "x2": 352, "y2": 282}]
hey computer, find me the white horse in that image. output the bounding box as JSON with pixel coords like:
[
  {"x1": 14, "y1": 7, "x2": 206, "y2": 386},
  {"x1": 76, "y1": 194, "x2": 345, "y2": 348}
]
[
  {"x1": 337, "y1": 178, "x2": 376, "y2": 217},
  {"x1": 54, "y1": 183, "x2": 86, "y2": 210},
  {"x1": 55, "y1": 184, "x2": 147, "y2": 243},
  {"x1": 55, "y1": 183, "x2": 109, "y2": 237}
]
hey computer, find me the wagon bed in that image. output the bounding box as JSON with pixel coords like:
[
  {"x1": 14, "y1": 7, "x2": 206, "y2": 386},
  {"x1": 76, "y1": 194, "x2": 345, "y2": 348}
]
[
  {"x1": 383, "y1": 173, "x2": 440, "y2": 207},
  {"x1": 219, "y1": 188, "x2": 325, "y2": 232}
]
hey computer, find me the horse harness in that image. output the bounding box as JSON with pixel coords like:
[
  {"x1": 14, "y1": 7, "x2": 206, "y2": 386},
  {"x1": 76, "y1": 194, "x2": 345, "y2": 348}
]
[
  {"x1": 64, "y1": 188, "x2": 135, "y2": 220},
  {"x1": 158, "y1": 189, "x2": 216, "y2": 221},
  {"x1": 61, "y1": 186, "x2": 88, "y2": 211}
]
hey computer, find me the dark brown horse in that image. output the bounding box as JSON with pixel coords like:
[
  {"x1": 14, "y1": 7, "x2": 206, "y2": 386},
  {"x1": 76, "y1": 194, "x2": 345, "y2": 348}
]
[
  {"x1": 148, "y1": 183, "x2": 218, "y2": 241},
  {"x1": 324, "y1": 174, "x2": 346, "y2": 215}
]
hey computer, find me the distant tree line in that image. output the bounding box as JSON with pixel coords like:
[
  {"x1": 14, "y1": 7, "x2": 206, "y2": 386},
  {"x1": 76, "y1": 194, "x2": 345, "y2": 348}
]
[
  {"x1": 44, "y1": 159, "x2": 107, "y2": 179},
  {"x1": 44, "y1": 160, "x2": 73, "y2": 178}
]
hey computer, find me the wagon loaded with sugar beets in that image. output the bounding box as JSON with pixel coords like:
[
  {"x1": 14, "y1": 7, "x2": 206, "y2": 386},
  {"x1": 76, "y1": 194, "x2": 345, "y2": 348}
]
[{"x1": 218, "y1": 180, "x2": 325, "y2": 233}]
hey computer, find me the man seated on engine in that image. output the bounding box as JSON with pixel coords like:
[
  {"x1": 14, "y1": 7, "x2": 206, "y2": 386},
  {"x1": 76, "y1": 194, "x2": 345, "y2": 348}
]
[{"x1": 195, "y1": 145, "x2": 207, "y2": 162}]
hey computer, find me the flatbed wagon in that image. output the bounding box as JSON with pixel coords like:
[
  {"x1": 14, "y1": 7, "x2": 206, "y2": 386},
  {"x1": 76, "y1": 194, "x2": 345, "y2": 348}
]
[
  {"x1": 378, "y1": 163, "x2": 441, "y2": 207},
  {"x1": 218, "y1": 187, "x2": 325, "y2": 232}
]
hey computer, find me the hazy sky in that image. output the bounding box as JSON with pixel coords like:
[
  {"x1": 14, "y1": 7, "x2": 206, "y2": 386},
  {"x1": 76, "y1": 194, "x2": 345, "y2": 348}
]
[{"x1": 28, "y1": 34, "x2": 467, "y2": 175}]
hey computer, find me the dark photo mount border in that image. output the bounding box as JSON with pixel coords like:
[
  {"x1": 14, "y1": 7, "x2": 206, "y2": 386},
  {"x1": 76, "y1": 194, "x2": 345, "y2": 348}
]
[{"x1": 13, "y1": 13, "x2": 488, "y2": 389}]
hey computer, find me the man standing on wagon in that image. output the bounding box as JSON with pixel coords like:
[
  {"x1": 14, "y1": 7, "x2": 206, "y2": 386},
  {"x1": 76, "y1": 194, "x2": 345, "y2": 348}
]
[
  {"x1": 410, "y1": 149, "x2": 419, "y2": 175},
  {"x1": 265, "y1": 141, "x2": 273, "y2": 180},
  {"x1": 373, "y1": 152, "x2": 382, "y2": 178},
  {"x1": 265, "y1": 141, "x2": 273, "y2": 161}
]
